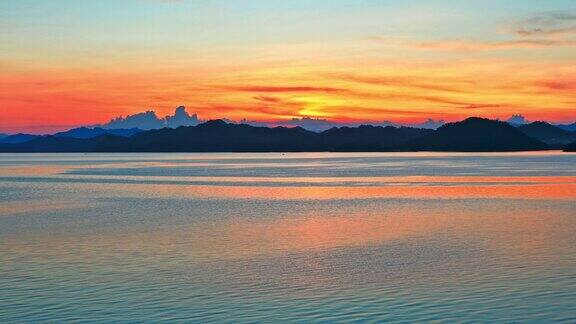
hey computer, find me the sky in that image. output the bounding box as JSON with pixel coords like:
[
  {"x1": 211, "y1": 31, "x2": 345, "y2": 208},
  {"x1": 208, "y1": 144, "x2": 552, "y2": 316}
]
[{"x1": 1, "y1": 0, "x2": 575, "y2": 133}]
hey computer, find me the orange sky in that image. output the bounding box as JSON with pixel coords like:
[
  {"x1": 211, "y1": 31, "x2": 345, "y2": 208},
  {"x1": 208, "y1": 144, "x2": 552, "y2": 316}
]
[{"x1": 1, "y1": 1, "x2": 575, "y2": 133}]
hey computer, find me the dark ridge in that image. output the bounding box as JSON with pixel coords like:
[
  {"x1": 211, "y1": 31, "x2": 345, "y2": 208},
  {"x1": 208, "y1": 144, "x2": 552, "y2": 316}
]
[
  {"x1": 409, "y1": 117, "x2": 548, "y2": 152},
  {"x1": 318, "y1": 125, "x2": 432, "y2": 151},
  {"x1": 105, "y1": 121, "x2": 320, "y2": 152},
  {"x1": 0, "y1": 133, "x2": 40, "y2": 144},
  {"x1": 0, "y1": 134, "x2": 129, "y2": 153},
  {"x1": 558, "y1": 122, "x2": 576, "y2": 132},
  {"x1": 55, "y1": 127, "x2": 143, "y2": 139},
  {"x1": 0, "y1": 118, "x2": 556, "y2": 153},
  {"x1": 518, "y1": 121, "x2": 576, "y2": 147}
]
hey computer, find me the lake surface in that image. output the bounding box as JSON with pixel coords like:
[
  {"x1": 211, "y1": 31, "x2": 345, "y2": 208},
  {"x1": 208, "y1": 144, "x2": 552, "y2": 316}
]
[{"x1": 1, "y1": 152, "x2": 576, "y2": 322}]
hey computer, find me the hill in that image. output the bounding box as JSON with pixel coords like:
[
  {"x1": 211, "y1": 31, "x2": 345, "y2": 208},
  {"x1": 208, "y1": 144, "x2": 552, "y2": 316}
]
[
  {"x1": 558, "y1": 122, "x2": 576, "y2": 132},
  {"x1": 409, "y1": 117, "x2": 548, "y2": 152},
  {"x1": 0, "y1": 121, "x2": 430, "y2": 153},
  {"x1": 517, "y1": 122, "x2": 576, "y2": 147},
  {"x1": 0, "y1": 118, "x2": 556, "y2": 153},
  {"x1": 319, "y1": 125, "x2": 431, "y2": 151},
  {"x1": 0, "y1": 134, "x2": 40, "y2": 144},
  {"x1": 104, "y1": 120, "x2": 320, "y2": 152},
  {"x1": 55, "y1": 127, "x2": 143, "y2": 139},
  {"x1": 0, "y1": 135, "x2": 128, "y2": 153}
]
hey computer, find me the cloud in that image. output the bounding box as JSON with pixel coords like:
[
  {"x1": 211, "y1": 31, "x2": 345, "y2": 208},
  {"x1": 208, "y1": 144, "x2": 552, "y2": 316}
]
[
  {"x1": 370, "y1": 11, "x2": 576, "y2": 52},
  {"x1": 514, "y1": 11, "x2": 576, "y2": 37},
  {"x1": 538, "y1": 78, "x2": 576, "y2": 91},
  {"x1": 370, "y1": 35, "x2": 576, "y2": 52},
  {"x1": 329, "y1": 73, "x2": 467, "y2": 93},
  {"x1": 414, "y1": 39, "x2": 576, "y2": 52},
  {"x1": 506, "y1": 114, "x2": 529, "y2": 125},
  {"x1": 253, "y1": 95, "x2": 282, "y2": 103},
  {"x1": 223, "y1": 85, "x2": 347, "y2": 94},
  {"x1": 517, "y1": 25, "x2": 576, "y2": 37},
  {"x1": 101, "y1": 106, "x2": 200, "y2": 129}
]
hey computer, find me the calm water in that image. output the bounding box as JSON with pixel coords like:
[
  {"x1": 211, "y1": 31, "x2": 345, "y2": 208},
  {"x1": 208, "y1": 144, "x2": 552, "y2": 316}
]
[{"x1": 1, "y1": 152, "x2": 576, "y2": 323}]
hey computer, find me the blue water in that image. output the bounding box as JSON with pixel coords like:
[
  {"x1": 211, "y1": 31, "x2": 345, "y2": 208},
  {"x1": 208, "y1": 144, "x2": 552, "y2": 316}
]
[{"x1": 1, "y1": 152, "x2": 576, "y2": 322}]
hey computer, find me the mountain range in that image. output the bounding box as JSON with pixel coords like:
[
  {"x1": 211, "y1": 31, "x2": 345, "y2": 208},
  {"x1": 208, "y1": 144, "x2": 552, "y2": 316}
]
[
  {"x1": 557, "y1": 122, "x2": 576, "y2": 132},
  {"x1": 0, "y1": 128, "x2": 143, "y2": 144},
  {"x1": 3, "y1": 106, "x2": 573, "y2": 139},
  {"x1": 240, "y1": 117, "x2": 445, "y2": 132},
  {"x1": 96, "y1": 106, "x2": 446, "y2": 132},
  {"x1": 517, "y1": 122, "x2": 576, "y2": 148},
  {"x1": 55, "y1": 127, "x2": 143, "y2": 139},
  {"x1": 1, "y1": 105, "x2": 575, "y2": 152},
  {"x1": 0, "y1": 133, "x2": 41, "y2": 144},
  {"x1": 2, "y1": 117, "x2": 574, "y2": 153},
  {"x1": 410, "y1": 118, "x2": 548, "y2": 152}
]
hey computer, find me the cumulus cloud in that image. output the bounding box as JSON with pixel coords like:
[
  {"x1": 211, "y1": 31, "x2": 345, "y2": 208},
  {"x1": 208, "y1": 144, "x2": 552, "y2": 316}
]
[
  {"x1": 506, "y1": 114, "x2": 529, "y2": 125},
  {"x1": 102, "y1": 106, "x2": 200, "y2": 130}
]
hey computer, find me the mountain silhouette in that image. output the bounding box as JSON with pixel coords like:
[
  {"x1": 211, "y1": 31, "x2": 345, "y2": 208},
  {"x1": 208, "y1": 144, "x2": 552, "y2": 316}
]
[
  {"x1": 517, "y1": 122, "x2": 576, "y2": 147},
  {"x1": 0, "y1": 120, "x2": 431, "y2": 152},
  {"x1": 240, "y1": 116, "x2": 443, "y2": 132},
  {"x1": 55, "y1": 127, "x2": 143, "y2": 139},
  {"x1": 558, "y1": 122, "x2": 576, "y2": 132},
  {"x1": 96, "y1": 105, "x2": 447, "y2": 132},
  {"x1": 564, "y1": 142, "x2": 576, "y2": 152},
  {"x1": 0, "y1": 133, "x2": 40, "y2": 144},
  {"x1": 0, "y1": 117, "x2": 555, "y2": 153},
  {"x1": 0, "y1": 134, "x2": 128, "y2": 153},
  {"x1": 103, "y1": 120, "x2": 319, "y2": 152},
  {"x1": 318, "y1": 125, "x2": 431, "y2": 151},
  {"x1": 409, "y1": 117, "x2": 548, "y2": 152}
]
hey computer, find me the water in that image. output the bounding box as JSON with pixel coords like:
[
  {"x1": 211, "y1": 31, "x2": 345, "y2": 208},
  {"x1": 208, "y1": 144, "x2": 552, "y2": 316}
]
[{"x1": 1, "y1": 152, "x2": 576, "y2": 322}]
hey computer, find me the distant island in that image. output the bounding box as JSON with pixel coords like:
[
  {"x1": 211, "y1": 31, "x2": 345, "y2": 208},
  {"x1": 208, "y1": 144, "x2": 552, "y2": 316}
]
[{"x1": 1, "y1": 116, "x2": 575, "y2": 153}]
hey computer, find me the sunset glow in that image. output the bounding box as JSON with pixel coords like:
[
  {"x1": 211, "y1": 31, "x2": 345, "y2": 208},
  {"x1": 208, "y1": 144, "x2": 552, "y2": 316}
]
[{"x1": 1, "y1": 0, "x2": 575, "y2": 133}]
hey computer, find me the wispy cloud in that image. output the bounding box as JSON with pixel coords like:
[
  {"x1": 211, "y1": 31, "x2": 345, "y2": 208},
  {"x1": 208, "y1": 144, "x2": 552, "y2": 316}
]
[
  {"x1": 414, "y1": 39, "x2": 576, "y2": 51},
  {"x1": 223, "y1": 85, "x2": 347, "y2": 94},
  {"x1": 253, "y1": 95, "x2": 282, "y2": 103},
  {"x1": 370, "y1": 10, "x2": 576, "y2": 52},
  {"x1": 328, "y1": 73, "x2": 467, "y2": 93},
  {"x1": 514, "y1": 11, "x2": 576, "y2": 37},
  {"x1": 538, "y1": 77, "x2": 576, "y2": 91}
]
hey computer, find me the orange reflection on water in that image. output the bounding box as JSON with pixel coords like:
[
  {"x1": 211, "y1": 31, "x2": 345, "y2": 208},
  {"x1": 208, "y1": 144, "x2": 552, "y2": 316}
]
[
  {"x1": 0, "y1": 165, "x2": 66, "y2": 176},
  {"x1": 0, "y1": 199, "x2": 100, "y2": 216},
  {"x1": 127, "y1": 181, "x2": 576, "y2": 201},
  {"x1": 5, "y1": 199, "x2": 574, "y2": 267},
  {"x1": 222, "y1": 210, "x2": 445, "y2": 255}
]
